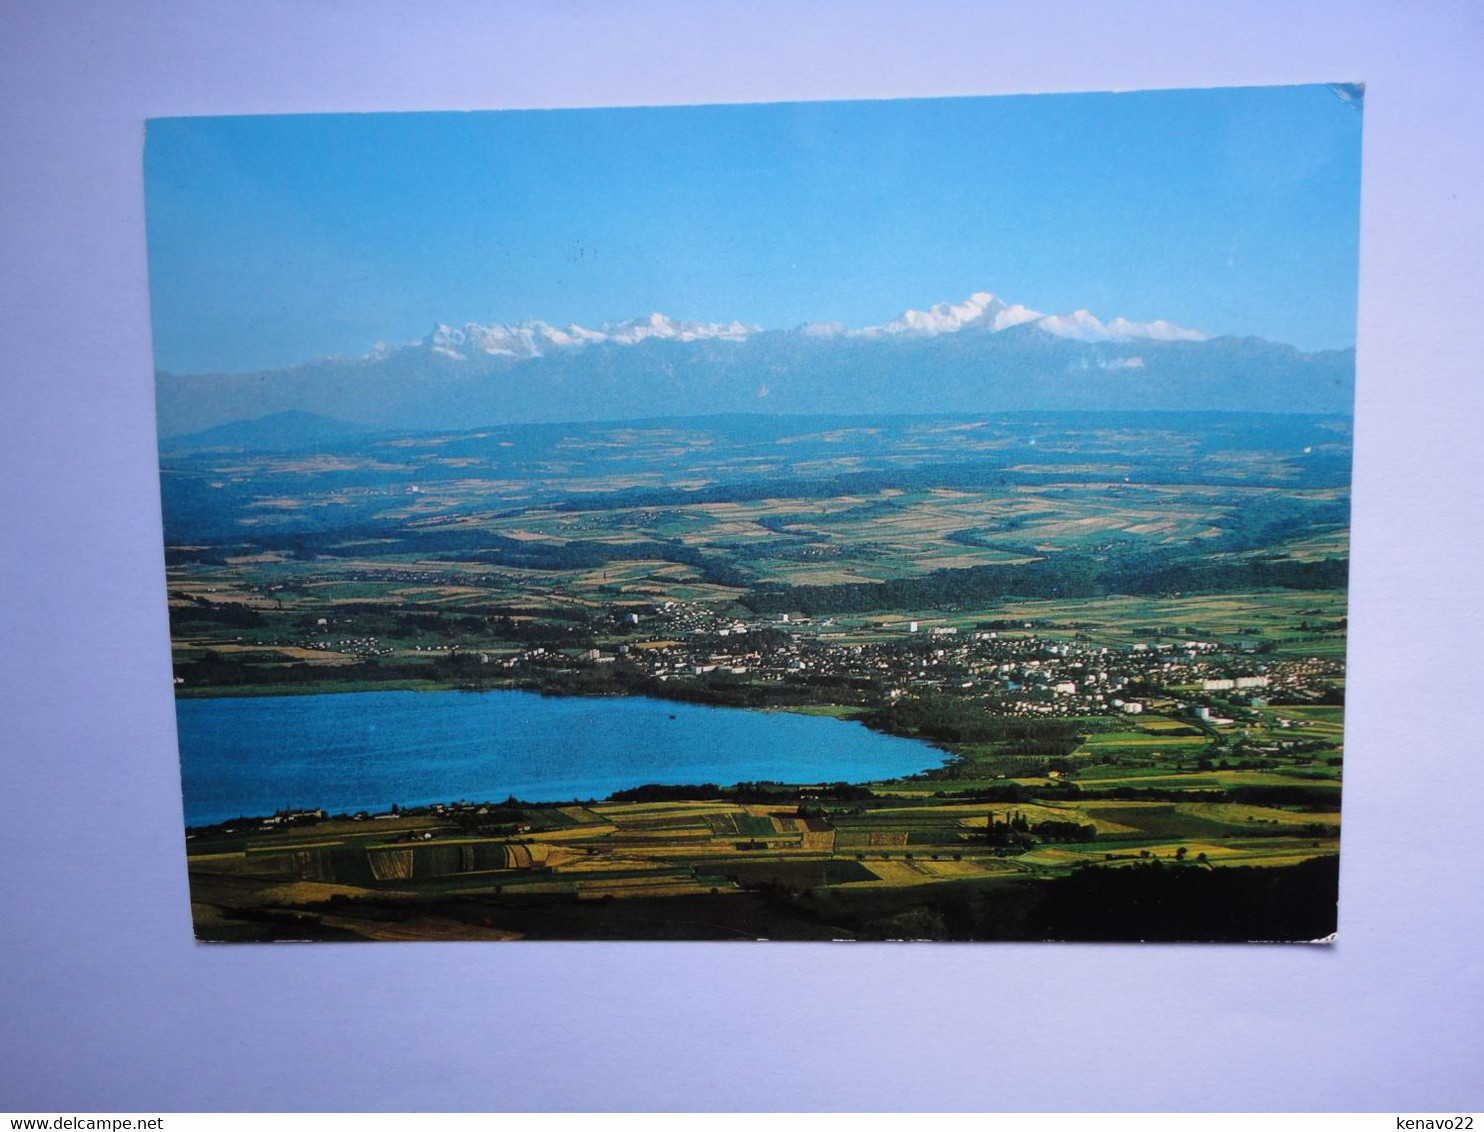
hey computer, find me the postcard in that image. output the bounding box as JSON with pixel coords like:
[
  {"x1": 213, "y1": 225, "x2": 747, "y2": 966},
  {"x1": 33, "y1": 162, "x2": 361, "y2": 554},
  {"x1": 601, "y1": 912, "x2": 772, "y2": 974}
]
[{"x1": 147, "y1": 85, "x2": 1360, "y2": 941}]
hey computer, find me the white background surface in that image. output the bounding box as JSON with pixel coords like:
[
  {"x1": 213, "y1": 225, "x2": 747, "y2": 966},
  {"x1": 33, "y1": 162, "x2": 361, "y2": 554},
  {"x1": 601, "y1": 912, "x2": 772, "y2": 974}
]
[{"x1": 1, "y1": 0, "x2": 1481, "y2": 1112}]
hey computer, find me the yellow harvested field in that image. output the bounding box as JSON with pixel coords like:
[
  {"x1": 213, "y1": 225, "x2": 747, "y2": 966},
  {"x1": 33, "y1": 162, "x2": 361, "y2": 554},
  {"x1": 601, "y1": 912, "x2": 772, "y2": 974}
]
[
  {"x1": 552, "y1": 853, "x2": 671, "y2": 874},
  {"x1": 598, "y1": 801, "x2": 739, "y2": 818},
  {"x1": 203, "y1": 644, "x2": 358, "y2": 664},
  {"x1": 526, "y1": 823, "x2": 619, "y2": 841},
  {"x1": 1178, "y1": 802, "x2": 1341, "y2": 827},
  {"x1": 186, "y1": 850, "x2": 249, "y2": 864},
  {"x1": 573, "y1": 878, "x2": 733, "y2": 900},
  {"x1": 871, "y1": 802, "x2": 1057, "y2": 819},
  {"x1": 849, "y1": 858, "x2": 1019, "y2": 886},
  {"x1": 1217, "y1": 850, "x2": 1336, "y2": 868},
  {"x1": 1139, "y1": 717, "x2": 1202, "y2": 732},
  {"x1": 1060, "y1": 814, "x2": 1143, "y2": 835},
  {"x1": 167, "y1": 586, "x2": 277, "y2": 608},
  {"x1": 312, "y1": 817, "x2": 440, "y2": 836},
  {"x1": 1017, "y1": 847, "x2": 1091, "y2": 866},
  {"x1": 317, "y1": 914, "x2": 523, "y2": 942},
  {"x1": 237, "y1": 880, "x2": 381, "y2": 906},
  {"x1": 834, "y1": 830, "x2": 909, "y2": 848},
  {"x1": 519, "y1": 843, "x2": 593, "y2": 868},
  {"x1": 244, "y1": 841, "x2": 345, "y2": 854},
  {"x1": 738, "y1": 804, "x2": 789, "y2": 818},
  {"x1": 603, "y1": 829, "x2": 714, "y2": 843},
  {"x1": 624, "y1": 842, "x2": 813, "y2": 860},
  {"x1": 498, "y1": 528, "x2": 566, "y2": 542},
  {"x1": 770, "y1": 568, "x2": 879, "y2": 585},
  {"x1": 367, "y1": 847, "x2": 415, "y2": 881},
  {"x1": 953, "y1": 803, "x2": 1098, "y2": 828},
  {"x1": 1080, "y1": 733, "x2": 1207, "y2": 748}
]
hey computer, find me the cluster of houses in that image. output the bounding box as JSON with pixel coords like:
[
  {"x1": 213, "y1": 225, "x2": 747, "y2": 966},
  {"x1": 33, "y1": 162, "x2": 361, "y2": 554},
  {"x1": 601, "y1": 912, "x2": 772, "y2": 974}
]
[
  {"x1": 219, "y1": 580, "x2": 1342, "y2": 723},
  {"x1": 297, "y1": 631, "x2": 396, "y2": 657},
  {"x1": 493, "y1": 600, "x2": 1342, "y2": 720}
]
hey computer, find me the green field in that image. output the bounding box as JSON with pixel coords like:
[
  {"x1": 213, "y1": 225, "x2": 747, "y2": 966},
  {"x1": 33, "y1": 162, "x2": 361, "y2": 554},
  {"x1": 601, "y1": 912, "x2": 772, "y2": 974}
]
[
  {"x1": 187, "y1": 790, "x2": 1340, "y2": 941},
  {"x1": 169, "y1": 411, "x2": 1347, "y2": 942}
]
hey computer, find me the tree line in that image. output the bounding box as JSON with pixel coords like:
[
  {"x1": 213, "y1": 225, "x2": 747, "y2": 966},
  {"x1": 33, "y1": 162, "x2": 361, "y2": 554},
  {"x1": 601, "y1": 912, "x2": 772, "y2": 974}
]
[{"x1": 742, "y1": 552, "x2": 1348, "y2": 616}]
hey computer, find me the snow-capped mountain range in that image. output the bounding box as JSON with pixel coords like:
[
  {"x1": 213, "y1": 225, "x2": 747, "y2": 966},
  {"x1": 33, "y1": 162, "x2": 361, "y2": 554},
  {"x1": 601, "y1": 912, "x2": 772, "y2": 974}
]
[
  {"x1": 394, "y1": 291, "x2": 1207, "y2": 365},
  {"x1": 156, "y1": 289, "x2": 1354, "y2": 437},
  {"x1": 420, "y1": 312, "x2": 760, "y2": 362},
  {"x1": 810, "y1": 291, "x2": 1206, "y2": 343}
]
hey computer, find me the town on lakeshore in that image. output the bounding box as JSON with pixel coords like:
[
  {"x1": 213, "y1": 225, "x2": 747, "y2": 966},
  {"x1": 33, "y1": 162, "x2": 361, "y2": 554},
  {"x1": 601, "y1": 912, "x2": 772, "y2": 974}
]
[
  {"x1": 149, "y1": 89, "x2": 1358, "y2": 942},
  {"x1": 163, "y1": 411, "x2": 1350, "y2": 943}
]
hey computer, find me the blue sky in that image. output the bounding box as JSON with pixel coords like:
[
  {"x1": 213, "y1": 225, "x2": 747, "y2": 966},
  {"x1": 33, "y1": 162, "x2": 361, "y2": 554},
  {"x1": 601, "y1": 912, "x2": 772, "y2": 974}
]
[{"x1": 145, "y1": 85, "x2": 1362, "y2": 373}]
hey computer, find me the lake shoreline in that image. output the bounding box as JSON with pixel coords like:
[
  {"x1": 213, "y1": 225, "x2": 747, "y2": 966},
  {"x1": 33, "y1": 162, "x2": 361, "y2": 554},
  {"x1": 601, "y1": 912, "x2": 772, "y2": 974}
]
[
  {"x1": 176, "y1": 686, "x2": 955, "y2": 829},
  {"x1": 174, "y1": 674, "x2": 965, "y2": 774}
]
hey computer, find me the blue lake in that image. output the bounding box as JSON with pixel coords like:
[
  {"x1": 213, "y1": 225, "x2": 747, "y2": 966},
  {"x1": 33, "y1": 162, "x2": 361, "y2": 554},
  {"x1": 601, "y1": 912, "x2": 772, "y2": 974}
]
[{"x1": 174, "y1": 689, "x2": 945, "y2": 826}]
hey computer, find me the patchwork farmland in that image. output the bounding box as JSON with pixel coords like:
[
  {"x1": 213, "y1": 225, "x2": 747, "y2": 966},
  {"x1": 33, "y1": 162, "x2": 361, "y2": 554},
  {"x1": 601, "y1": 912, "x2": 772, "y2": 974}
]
[{"x1": 169, "y1": 411, "x2": 1348, "y2": 941}]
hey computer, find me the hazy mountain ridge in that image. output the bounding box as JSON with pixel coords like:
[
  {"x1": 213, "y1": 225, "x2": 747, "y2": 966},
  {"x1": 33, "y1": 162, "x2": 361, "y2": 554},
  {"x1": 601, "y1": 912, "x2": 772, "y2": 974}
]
[
  {"x1": 160, "y1": 410, "x2": 378, "y2": 451},
  {"x1": 155, "y1": 291, "x2": 1355, "y2": 436}
]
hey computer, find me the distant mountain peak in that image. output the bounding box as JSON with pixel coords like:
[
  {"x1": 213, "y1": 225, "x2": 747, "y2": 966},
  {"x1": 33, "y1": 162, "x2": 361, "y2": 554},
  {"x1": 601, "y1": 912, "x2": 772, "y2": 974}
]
[
  {"x1": 856, "y1": 292, "x2": 1206, "y2": 344},
  {"x1": 855, "y1": 291, "x2": 1045, "y2": 338},
  {"x1": 602, "y1": 312, "x2": 760, "y2": 345},
  {"x1": 412, "y1": 310, "x2": 765, "y2": 363}
]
